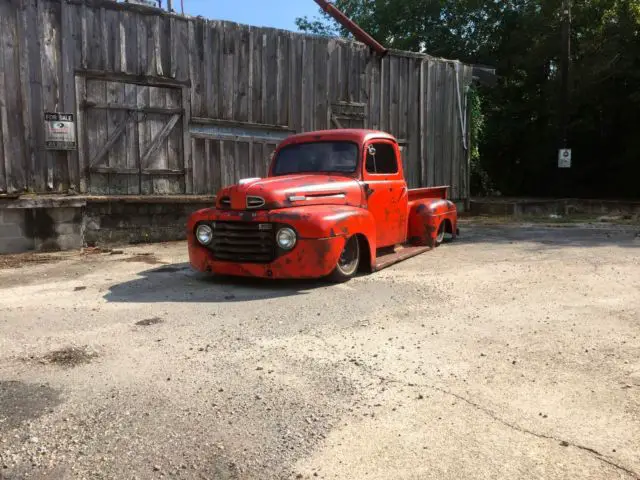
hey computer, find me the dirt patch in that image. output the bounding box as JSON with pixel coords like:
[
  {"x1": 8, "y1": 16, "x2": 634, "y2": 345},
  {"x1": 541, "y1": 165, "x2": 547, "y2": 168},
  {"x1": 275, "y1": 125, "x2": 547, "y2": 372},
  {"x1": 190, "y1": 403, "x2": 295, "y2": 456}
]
[
  {"x1": 135, "y1": 317, "x2": 164, "y2": 326},
  {"x1": 42, "y1": 346, "x2": 98, "y2": 368},
  {"x1": 121, "y1": 253, "x2": 167, "y2": 265},
  {"x1": 0, "y1": 381, "x2": 61, "y2": 430},
  {"x1": 0, "y1": 252, "x2": 62, "y2": 270},
  {"x1": 82, "y1": 247, "x2": 122, "y2": 255}
]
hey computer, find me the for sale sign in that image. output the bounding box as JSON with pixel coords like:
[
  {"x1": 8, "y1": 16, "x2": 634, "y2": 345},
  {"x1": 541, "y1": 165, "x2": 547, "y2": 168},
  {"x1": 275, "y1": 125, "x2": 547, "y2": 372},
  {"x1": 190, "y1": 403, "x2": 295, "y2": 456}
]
[
  {"x1": 44, "y1": 112, "x2": 76, "y2": 150},
  {"x1": 558, "y1": 148, "x2": 572, "y2": 168}
]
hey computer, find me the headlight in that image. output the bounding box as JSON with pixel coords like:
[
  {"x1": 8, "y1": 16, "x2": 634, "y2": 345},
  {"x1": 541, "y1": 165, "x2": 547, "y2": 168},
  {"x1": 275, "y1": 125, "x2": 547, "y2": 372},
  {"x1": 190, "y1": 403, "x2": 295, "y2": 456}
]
[
  {"x1": 276, "y1": 227, "x2": 297, "y2": 250},
  {"x1": 196, "y1": 224, "x2": 213, "y2": 245}
]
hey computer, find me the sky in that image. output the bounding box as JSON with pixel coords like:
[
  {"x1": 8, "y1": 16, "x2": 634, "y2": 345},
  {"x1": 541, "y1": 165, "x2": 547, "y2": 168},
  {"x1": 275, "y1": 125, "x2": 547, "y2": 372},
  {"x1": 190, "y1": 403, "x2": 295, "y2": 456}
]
[{"x1": 178, "y1": 0, "x2": 322, "y2": 32}]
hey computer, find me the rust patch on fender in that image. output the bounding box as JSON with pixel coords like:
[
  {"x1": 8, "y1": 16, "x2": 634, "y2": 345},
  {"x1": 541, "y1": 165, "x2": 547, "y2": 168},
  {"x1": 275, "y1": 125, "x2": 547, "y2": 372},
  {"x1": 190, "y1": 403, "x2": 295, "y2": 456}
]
[
  {"x1": 313, "y1": 238, "x2": 333, "y2": 264},
  {"x1": 269, "y1": 211, "x2": 311, "y2": 222}
]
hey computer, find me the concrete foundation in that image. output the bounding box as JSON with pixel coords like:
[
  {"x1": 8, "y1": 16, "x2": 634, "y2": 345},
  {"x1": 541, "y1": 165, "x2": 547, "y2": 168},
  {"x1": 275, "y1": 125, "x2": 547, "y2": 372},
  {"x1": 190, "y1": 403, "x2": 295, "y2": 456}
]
[
  {"x1": 2, "y1": 195, "x2": 638, "y2": 255},
  {"x1": 470, "y1": 198, "x2": 640, "y2": 217},
  {"x1": 0, "y1": 195, "x2": 214, "y2": 254}
]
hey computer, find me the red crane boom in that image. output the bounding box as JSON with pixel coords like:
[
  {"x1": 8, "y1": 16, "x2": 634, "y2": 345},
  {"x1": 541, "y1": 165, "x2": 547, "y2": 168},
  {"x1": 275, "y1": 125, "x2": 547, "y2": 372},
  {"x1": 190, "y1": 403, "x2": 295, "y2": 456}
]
[{"x1": 312, "y1": 0, "x2": 387, "y2": 56}]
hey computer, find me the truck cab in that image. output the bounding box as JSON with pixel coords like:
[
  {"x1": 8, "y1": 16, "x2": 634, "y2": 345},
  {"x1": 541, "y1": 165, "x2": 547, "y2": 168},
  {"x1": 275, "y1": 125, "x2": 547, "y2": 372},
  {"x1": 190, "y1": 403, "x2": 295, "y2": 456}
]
[{"x1": 187, "y1": 129, "x2": 457, "y2": 282}]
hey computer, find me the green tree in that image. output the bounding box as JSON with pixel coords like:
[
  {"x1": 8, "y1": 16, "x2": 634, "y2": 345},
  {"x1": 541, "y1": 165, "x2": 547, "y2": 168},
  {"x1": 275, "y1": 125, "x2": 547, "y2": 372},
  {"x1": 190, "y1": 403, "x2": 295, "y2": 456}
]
[{"x1": 298, "y1": 0, "x2": 640, "y2": 198}]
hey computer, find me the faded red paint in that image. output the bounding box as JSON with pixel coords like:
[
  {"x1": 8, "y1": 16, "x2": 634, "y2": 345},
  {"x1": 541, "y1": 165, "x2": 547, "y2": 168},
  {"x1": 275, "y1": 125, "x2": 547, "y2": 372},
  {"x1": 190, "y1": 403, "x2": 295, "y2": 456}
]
[
  {"x1": 187, "y1": 129, "x2": 457, "y2": 280},
  {"x1": 361, "y1": 136, "x2": 408, "y2": 247},
  {"x1": 407, "y1": 198, "x2": 458, "y2": 247},
  {"x1": 216, "y1": 175, "x2": 364, "y2": 211}
]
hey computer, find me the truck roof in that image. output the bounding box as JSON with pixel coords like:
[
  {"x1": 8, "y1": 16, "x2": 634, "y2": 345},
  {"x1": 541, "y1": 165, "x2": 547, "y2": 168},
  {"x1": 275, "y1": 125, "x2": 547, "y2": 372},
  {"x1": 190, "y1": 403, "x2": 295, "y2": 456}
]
[{"x1": 278, "y1": 129, "x2": 396, "y2": 148}]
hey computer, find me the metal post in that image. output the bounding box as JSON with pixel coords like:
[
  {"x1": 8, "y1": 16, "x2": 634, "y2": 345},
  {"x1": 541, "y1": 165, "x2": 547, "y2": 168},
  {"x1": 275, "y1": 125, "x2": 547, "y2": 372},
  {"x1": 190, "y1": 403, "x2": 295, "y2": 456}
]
[
  {"x1": 560, "y1": 0, "x2": 571, "y2": 149},
  {"x1": 167, "y1": 0, "x2": 173, "y2": 12},
  {"x1": 556, "y1": 0, "x2": 572, "y2": 196}
]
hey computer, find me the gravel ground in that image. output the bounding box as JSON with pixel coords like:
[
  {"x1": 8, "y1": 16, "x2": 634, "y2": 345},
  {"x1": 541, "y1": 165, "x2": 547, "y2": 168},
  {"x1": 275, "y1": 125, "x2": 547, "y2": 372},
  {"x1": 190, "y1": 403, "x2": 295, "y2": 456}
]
[{"x1": 1, "y1": 224, "x2": 639, "y2": 480}]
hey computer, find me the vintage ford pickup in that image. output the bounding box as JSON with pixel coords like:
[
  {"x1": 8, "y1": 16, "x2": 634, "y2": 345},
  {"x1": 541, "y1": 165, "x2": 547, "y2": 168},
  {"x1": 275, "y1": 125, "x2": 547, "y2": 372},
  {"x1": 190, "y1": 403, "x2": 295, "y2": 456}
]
[{"x1": 187, "y1": 129, "x2": 458, "y2": 282}]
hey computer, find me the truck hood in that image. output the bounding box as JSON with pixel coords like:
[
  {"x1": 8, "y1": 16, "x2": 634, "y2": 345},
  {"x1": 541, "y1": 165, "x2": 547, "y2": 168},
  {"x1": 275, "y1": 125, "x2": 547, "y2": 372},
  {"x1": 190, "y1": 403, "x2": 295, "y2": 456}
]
[{"x1": 216, "y1": 174, "x2": 365, "y2": 210}]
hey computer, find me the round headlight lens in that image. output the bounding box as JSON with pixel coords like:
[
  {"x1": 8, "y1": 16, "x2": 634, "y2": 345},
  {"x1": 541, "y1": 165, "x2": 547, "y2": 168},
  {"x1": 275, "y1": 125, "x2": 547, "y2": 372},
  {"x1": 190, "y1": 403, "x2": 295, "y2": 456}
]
[
  {"x1": 276, "y1": 227, "x2": 297, "y2": 250},
  {"x1": 196, "y1": 224, "x2": 214, "y2": 245}
]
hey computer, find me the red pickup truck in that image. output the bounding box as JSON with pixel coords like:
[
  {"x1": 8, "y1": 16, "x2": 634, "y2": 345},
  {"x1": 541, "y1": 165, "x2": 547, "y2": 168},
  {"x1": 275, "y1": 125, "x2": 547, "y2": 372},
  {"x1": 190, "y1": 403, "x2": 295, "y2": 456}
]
[{"x1": 187, "y1": 129, "x2": 458, "y2": 282}]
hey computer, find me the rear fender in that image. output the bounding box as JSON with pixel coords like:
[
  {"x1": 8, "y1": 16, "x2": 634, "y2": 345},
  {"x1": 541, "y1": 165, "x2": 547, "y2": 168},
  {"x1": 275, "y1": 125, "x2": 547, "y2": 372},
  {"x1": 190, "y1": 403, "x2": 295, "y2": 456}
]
[{"x1": 407, "y1": 199, "x2": 457, "y2": 247}]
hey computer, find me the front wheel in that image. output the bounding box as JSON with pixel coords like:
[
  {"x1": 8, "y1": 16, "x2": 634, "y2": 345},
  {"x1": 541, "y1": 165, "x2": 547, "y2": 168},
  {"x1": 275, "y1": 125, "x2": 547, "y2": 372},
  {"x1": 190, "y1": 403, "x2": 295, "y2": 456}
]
[{"x1": 327, "y1": 236, "x2": 360, "y2": 283}]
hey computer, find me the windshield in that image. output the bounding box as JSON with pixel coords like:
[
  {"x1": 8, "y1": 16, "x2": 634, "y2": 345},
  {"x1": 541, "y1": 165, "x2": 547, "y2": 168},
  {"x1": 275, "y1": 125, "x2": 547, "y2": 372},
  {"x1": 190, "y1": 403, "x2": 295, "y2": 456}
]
[{"x1": 272, "y1": 141, "x2": 359, "y2": 176}]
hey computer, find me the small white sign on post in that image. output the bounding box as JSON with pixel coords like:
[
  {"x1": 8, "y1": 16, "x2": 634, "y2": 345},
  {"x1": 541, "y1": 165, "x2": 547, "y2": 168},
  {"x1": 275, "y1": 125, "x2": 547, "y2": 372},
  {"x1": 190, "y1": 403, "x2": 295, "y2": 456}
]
[{"x1": 558, "y1": 148, "x2": 572, "y2": 168}]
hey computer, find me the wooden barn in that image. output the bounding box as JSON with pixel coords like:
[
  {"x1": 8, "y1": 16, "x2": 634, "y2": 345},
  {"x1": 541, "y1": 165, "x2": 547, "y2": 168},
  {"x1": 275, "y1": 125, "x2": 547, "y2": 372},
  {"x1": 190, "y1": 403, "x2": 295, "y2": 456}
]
[{"x1": 0, "y1": 0, "x2": 479, "y2": 253}]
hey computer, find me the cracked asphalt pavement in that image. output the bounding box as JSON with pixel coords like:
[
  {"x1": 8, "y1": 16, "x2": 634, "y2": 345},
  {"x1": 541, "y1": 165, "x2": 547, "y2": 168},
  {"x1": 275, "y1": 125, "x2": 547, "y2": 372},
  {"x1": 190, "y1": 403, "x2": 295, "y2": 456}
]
[{"x1": 1, "y1": 224, "x2": 639, "y2": 479}]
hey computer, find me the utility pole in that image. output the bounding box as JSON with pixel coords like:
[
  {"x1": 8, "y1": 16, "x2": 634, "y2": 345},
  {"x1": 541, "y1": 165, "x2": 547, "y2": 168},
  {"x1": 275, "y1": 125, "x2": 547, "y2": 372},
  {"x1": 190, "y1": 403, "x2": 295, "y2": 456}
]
[
  {"x1": 557, "y1": 0, "x2": 572, "y2": 192},
  {"x1": 559, "y1": 0, "x2": 571, "y2": 149}
]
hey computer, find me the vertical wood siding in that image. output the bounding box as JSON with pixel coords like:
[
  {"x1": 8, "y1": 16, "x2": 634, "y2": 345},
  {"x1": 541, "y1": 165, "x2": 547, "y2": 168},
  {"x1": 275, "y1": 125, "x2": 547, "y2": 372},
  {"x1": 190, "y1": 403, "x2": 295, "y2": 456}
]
[{"x1": 0, "y1": 0, "x2": 473, "y2": 199}]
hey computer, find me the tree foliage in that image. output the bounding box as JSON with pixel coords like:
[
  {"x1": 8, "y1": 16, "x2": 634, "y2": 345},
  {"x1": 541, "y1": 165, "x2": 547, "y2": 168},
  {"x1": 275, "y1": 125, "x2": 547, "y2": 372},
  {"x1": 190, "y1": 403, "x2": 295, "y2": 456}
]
[{"x1": 297, "y1": 0, "x2": 640, "y2": 198}]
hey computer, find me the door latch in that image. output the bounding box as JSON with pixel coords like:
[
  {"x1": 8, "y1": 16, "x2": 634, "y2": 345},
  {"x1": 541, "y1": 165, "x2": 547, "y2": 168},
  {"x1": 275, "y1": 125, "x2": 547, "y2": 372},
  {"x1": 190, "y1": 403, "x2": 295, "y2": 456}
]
[{"x1": 363, "y1": 183, "x2": 375, "y2": 198}]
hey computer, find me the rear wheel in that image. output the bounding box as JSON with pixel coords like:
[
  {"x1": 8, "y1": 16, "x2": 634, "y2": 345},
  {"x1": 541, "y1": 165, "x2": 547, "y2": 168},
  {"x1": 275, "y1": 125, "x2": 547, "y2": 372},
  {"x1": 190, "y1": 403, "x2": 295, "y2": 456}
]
[
  {"x1": 435, "y1": 221, "x2": 446, "y2": 246},
  {"x1": 327, "y1": 236, "x2": 360, "y2": 283}
]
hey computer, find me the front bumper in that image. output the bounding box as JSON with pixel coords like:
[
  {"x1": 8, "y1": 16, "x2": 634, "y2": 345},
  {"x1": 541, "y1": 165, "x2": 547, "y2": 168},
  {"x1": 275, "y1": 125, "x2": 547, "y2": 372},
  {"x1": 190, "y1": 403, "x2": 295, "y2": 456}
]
[
  {"x1": 187, "y1": 209, "x2": 347, "y2": 279},
  {"x1": 188, "y1": 236, "x2": 346, "y2": 279}
]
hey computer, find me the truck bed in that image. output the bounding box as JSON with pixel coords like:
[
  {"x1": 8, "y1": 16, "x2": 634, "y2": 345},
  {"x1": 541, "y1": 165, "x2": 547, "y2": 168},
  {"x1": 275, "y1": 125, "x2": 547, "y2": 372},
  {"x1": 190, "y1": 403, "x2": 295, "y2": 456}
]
[{"x1": 407, "y1": 185, "x2": 449, "y2": 202}]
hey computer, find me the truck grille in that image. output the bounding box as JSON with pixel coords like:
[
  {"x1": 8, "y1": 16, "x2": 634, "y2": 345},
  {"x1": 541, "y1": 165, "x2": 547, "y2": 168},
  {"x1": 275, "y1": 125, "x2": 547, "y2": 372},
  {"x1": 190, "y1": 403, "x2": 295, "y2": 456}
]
[{"x1": 208, "y1": 221, "x2": 276, "y2": 263}]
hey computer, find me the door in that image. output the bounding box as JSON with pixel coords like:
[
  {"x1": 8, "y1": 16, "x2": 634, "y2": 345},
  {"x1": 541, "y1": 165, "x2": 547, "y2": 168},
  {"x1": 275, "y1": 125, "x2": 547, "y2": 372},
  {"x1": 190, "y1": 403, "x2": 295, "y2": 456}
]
[
  {"x1": 362, "y1": 139, "x2": 408, "y2": 248},
  {"x1": 80, "y1": 78, "x2": 185, "y2": 194},
  {"x1": 330, "y1": 102, "x2": 366, "y2": 129}
]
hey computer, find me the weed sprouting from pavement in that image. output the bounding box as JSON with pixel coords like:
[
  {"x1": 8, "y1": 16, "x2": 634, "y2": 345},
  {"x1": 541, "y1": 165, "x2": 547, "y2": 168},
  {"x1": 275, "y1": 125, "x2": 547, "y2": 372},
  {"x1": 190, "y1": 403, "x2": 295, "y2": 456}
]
[
  {"x1": 43, "y1": 347, "x2": 98, "y2": 367},
  {"x1": 136, "y1": 317, "x2": 164, "y2": 326}
]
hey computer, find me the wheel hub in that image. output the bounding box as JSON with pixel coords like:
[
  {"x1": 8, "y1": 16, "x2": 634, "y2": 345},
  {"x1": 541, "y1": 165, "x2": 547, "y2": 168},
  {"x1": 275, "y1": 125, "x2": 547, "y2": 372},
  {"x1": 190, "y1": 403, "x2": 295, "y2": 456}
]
[{"x1": 338, "y1": 237, "x2": 359, "y2": 273}]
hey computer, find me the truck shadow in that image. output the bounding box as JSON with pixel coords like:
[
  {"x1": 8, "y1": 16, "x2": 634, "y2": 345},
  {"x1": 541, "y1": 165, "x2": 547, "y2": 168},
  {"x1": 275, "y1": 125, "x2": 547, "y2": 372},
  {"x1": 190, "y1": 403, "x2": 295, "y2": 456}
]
[{"x1": 103, "y1": 263, "x2": 329, "y2": 303}]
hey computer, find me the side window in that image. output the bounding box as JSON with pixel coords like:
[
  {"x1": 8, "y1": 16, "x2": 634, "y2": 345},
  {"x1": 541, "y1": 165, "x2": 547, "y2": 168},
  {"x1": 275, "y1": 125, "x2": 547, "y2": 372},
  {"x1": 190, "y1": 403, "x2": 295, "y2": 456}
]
[{"x1": 365, "y1": 142, "x2": 398, "y2": 174}]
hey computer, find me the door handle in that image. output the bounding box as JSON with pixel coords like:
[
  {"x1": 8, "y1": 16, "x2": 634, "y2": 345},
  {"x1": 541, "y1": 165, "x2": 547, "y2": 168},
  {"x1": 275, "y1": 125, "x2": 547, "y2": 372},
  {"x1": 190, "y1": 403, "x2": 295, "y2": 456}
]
[{"x1": 363, "y1": 183, "x2": 375, "y2": 198}]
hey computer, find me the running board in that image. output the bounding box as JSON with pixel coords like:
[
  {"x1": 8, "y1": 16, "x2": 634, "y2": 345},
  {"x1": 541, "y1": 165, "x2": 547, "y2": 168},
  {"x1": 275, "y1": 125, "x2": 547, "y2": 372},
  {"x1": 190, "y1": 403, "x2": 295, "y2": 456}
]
[{"x1": 373, "y1": 245, "x2": 432, "y2": 271}]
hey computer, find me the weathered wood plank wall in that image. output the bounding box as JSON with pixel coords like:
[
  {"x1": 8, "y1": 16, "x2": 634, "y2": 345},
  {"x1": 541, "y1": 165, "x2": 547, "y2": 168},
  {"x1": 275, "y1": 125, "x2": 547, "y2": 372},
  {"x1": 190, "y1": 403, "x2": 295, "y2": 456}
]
[{"x1": 0, "y1": 0, "x2": 473, "y2": 200}]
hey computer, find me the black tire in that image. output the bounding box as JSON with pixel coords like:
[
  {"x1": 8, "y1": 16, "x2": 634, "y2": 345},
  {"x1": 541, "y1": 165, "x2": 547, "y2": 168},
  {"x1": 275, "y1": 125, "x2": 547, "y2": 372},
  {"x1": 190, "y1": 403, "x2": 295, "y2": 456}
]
[
  {"x1": 435, "y1": 221, "x2": 446, "y2": 247},
  {"x1": 327, "y1": 236, "x2": 360, "y2": 283}
]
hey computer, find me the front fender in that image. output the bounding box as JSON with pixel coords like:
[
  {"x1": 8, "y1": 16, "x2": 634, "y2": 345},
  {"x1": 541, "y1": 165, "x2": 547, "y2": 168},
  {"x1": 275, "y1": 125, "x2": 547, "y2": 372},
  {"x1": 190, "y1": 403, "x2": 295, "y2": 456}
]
[
  {"x1": 267, "y1": 205, "x2": 370, "y2": 236},
  {"x1": 187, "y1": 205, "x2": 377, "y2": 269},
  {"x1": 269, "y1": 207, "x2": 376, "y2": 268}
]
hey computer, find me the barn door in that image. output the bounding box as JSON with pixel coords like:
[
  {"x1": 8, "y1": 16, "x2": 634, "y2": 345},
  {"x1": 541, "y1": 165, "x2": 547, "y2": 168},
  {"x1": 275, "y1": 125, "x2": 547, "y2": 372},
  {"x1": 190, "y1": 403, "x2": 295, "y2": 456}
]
[
  {"x1": 80, "y1": 78, "x2": 185, "y2": 194},
  {"x1": 330, "y1": 102, "x2": 366, "y2": 129}
]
